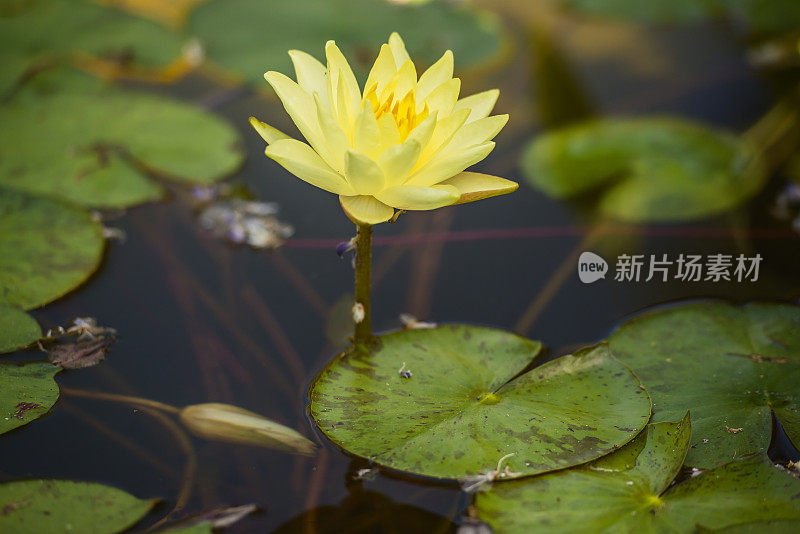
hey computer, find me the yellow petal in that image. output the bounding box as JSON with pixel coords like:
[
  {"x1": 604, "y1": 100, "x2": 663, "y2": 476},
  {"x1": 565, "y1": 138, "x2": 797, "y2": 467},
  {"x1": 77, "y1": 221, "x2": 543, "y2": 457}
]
[
  {"x1": 354, "y1": 102, "x2": 382, "y2": 159},
  {"x1": 326, "y1": 41, "x2": 361, "y2": 119},
  {"x1": 438, "y1": 172, "x2": 519, "y2": 204},
  {"x1": 388, "y1": 32, "x2": 411, "y2": 67},
  {"x1": 438, "y1": 114, "x2": 508, "y2": 159},
  {"x1": 340, "y1": 195, "x2": 394, "y2": 225},
  {"x1": 406, "y1": 111, "x2": 438, "y2": 152},
  {"x1": 423, "y1": 78, "x2": 461, "y2": 118},
  {"x1": 249, "y1": 117, "x2": 290, "y2": 144},
  {"x1": 331, "y1": 74, "x2": 354, "y2": 137},
  {"x1": 417, "y1": 50, "x2": 453, "y2": 102},
  {"x1": 377, "y1": 139, "x2": 421, "y2": 186},
  {"x1": 380, "y1": 59, "x2": 416, "y2": 104},
  {"x1": 364, "y1": 44, "x2": 397, "y2": 97},
  {"x1": 314, "y1": 93, "x2": 347, "y2": 173},
  {"x1": 453, "y1": 89, "x2": 499, "y2": 123},
  {"x1": 288, "y1": 50, "x2": 328, "y2": 105},
  {"x1": 345, "y1": 150, "x2": 385, "y2": 195},
  {"x1": 264, "y1": 71, "x2": 327, "y2": 158},
  {"x1": 265, "y1": 139, "x2": 354, "y2": 196},
  {"x1": 406, "y1": 141, "x2": 495, "y2": 187},
  {"x1": 375, "y1": 184, "x2": 460, "y2": 211},
  {"x1": 377, "y1": 113, "x2": 401, "y2": 151},
  {"x1": 417, "y1": 108, "x2": 470, "y2": 167}
]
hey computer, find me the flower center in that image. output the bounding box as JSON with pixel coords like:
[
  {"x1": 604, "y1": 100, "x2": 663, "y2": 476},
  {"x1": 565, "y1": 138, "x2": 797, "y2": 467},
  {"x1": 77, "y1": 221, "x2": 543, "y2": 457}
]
[{"x1": 364, "y1": 84, "x2": 429, "y2": 141}]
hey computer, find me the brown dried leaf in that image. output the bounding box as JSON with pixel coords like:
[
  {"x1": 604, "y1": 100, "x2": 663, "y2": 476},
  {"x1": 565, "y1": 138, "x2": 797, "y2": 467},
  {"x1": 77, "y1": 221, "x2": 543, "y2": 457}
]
[{"x1": 47, "y1": 337, "x2": 115, "y2": 369}]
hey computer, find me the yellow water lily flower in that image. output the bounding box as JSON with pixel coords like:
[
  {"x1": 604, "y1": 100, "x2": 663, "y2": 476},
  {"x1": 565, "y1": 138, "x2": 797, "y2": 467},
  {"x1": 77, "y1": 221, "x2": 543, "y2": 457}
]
[{"x1": 250, "y1": 32, "x2": 518, "y2": 225}]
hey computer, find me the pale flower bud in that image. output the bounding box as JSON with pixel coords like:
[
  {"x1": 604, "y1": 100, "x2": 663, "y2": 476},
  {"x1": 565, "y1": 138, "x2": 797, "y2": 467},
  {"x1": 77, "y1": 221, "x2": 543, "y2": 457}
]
[{"x1": 179, "y1": 403, "x2": 316, "y2": 456}]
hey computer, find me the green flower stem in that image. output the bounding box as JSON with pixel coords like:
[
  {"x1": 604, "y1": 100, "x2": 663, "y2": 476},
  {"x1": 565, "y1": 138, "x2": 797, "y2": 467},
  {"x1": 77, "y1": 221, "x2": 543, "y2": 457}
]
[{"x1": 354, "y1": 223, "x2": 373, "y2": 344}]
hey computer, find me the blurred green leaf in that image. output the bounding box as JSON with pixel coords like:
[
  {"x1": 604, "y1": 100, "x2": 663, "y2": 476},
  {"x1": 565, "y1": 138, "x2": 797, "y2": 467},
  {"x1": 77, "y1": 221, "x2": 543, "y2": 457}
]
[
  {"x1": 521, "y1": 118, "x2": 766, "y2": 222},
  {"x1": 0, "y1": 0, "x2": 187, "y2": 96},
  {"x1": 0, "y1": 479, "x2": 156, "y2": 533},
  {"x1": 188, "y1": 0, "x2": 504, "y2": 85},
  {"x1": 609, "y1": 301, "x2": 800, "y2": 468},
  {"x1": 0, "y1": 362, "x2": 59, "y2": 435},
  {"x1": 0, "y1": 89, "x2": 244, "y2": 208},
  {"x1": 309, "y1": 327, "x2": 651, "y2": 480},
  {"x1": 0, "y1": 188, "x2": 104, "y2": 310},
  {"x1": 0, "y1": 305, "x2": 41, "y2": 354},
  {"x1": 476, "y1": 416, "x2": 800, "y2": 533},
  {"x1": 560, "y1": 0, "x2": 800, "y2": 35}
]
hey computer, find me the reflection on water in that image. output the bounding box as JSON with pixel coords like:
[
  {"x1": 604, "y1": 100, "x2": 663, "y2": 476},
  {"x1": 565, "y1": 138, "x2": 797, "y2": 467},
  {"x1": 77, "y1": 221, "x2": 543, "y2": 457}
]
[{"x1": 2, "y1": 1, "x2": 800, "y2": 532}]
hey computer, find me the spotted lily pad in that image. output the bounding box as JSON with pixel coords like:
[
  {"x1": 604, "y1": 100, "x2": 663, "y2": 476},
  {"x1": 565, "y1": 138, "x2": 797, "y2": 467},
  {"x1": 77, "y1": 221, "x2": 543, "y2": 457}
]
[
  {"x1": 0, "y1": 479, "x2": 156, "y2": 533},
  {"x1": 188, "y1": 0, "x2": 504, "y2": 85},
  {"x1": 0, "y1": 305, "x2": 41, "y2": 353},
  {"x1": 0, "y1": 188, "x2": 104, "y2": 310},
  {"x1": 476, "y1": 415, "x2": 800, "y2": 533},
  {"x1": 608, "y1": 301, "x2": 800, "y2": 468},
  {"x1": 0, "y1": 362, "x2": 60, "y2": 435},
  {"x1": 309, "y1": 326, "x2": 651, "y2": 480},
  {"x1": 559, "y1": 0, "x2": 800, "y2": 35},
  {"x1": 520, "y1": 118, "x2": 766, "y2": 222},
  {"x1": 0, "y1": 0, "x2": 187, "y2": 95},
  {"x1": 0, "y1": 90, "x2": 244, "y2": 208}
]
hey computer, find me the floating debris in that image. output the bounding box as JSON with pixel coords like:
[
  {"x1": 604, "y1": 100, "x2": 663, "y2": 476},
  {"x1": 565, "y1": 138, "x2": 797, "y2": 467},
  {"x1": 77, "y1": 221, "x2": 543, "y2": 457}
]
[
  {"x1": 725, "y1": 426, "x2": 743, "y2": 434},
  {"x1": 197, "y1": 198, "x2": 294, "y2": 250},
  {"x1": 48, "y1": 337, "x2": 115, "y2": 369},
  {"x1": 398, "y1": 361, "x2": 412, "y2": 379},
  {"x1": 772, "y1": 181, "x2": 800, "y2": 234},
  {"x1": 400, "y1": 313, "x2": 437, "y2": 330},
  {"x1": 41, "y1": 317, "x2": 117, "y2": 369},
  {"x1": 460, "y1": 453, "x2": 519, "y2": 493},
  {"x1": 354, "y1": 468, "x2": 379, "y2": 481}
]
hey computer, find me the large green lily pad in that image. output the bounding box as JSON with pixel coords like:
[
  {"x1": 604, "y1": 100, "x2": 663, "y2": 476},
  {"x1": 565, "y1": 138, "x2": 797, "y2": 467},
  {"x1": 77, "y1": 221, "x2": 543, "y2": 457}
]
[
  {"x1": 188, "y1": 0, "x2": 504, "y2": 85},
  {"x1": 0, "y1": 305, "x2": 41, "y2": 353},
  {"x1": 520, "y1": 118, "x2": 766, "y2": 222},
  {"x1": 0, "y1": 188, "x2": 104, "y2": 310},
  {"x1": 0, "y1": 362, "x2": 60, "y2": 435},
  {"x1": 476, "y1": 416, "x2": 800, "y2": 533},
  {"x1": 0, "y1": 479, "x2": 156, "y2": 533},
  {"x1": 608, "y1": 301, "x2": 800, "y2": 468},
  {"x1": 0, "y1": 90, "x2": 244, "y2": 208},
  {"x1": 0, "y1": 0, "x2": 186, "y2": 95},
  {"x1": 559, "y1": 0, "x2": 800, "y2": 35},
  {"x1": 309, "y1": 326, "x2": 651, "y2": 480}
]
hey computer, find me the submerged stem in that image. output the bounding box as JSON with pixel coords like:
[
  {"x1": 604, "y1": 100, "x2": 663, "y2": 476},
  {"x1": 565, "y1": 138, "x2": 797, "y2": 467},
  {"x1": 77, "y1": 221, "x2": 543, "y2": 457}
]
[
  {"x1": 353, "y1": 223, "x2": 373, "y2": 344},
  {"x1": 61, "y1": 387, "x2": 180, "y2": 414}
]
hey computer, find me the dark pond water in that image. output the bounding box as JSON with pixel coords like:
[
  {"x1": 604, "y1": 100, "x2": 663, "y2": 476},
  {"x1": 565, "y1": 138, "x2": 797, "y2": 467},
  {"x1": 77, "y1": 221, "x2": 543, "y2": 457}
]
[{"x1": 2, "y1": 4, "x2": 800, "y2": 533}]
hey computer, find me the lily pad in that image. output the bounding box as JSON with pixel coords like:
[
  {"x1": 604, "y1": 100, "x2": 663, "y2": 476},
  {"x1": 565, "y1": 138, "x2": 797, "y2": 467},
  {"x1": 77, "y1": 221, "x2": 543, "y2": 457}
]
[
  {"x1": 559, "y1": 0, "x2": 800, "y2": 35},
  {"x1": 309, "y1": 326, "x2": 651, "y2": 480},
  {"x1": 0, "y1": 362, "x2": 60, "y2": 435},
  {"x1": 0, "y1": 479, "x2": 156, "y2": 533},
  {"x1": 0, "y1": 0, "x2": 187, "y2": 95},
  {"x1": 476, "y1": 416, "x2": 800, "y2": 533},
  {"x1": 0, "y1": 305, "x2": 41, "y2": 353},
  {"x1": 608, "y1": 301, "x2": 800, "y2": 468},
  {"x1": 0, "y1": 188, "x2": 104, "y2": 310},
  {"x1": 0, "y1": 90, "x2": 244, "y2": 208},
  {"x1": 188, "y1": 0, "x2": 504, "y2": 85},
  {"x1": 520, "y1": 118, "x2": 766, "y2": 223}
]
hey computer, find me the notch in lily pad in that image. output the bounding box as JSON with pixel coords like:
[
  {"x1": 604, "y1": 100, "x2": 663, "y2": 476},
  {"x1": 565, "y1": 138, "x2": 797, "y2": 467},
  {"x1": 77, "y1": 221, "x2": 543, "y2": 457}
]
[
  {"x1": 309, "y1": 325, "x2": 651, "y2": 480},
  {"x1": 608, "y1": 301, "x2": 800, "y2": 468},
  {"x1": 476, "y1": 414, "x2": 800, "y2": 532}
]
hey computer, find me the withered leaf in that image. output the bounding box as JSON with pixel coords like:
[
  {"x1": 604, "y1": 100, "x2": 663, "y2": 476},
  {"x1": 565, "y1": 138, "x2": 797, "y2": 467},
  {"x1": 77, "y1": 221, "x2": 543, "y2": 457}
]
[{"x1": 47, "y1": 336, "x2": 115, "y2": 369}]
